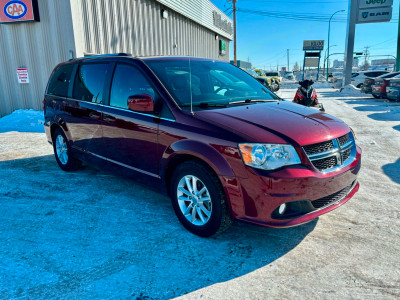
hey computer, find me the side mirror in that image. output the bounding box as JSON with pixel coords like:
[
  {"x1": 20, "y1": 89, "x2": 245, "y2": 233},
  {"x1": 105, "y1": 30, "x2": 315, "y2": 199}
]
[{"x1": 127, "y1": 94, "x2": 154, "y2": 112}]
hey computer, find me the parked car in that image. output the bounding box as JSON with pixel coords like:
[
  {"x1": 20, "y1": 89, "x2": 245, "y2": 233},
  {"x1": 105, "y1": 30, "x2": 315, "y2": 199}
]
[
  {"x1": 372, "y1": 73, "x2": 400, "y2": 99},
  {"x1": 263, "y1": 71, "x2": 282, "y2": 84},
  {"x1": 362, "y1": 72, "x2": 400, "y2": 95},
  {"x1": 386, "y1": 78, "x2": 400, "y2": 101},
  {"x1": 242, "y1": 68, "x2": 258, "y2": 77},
  {"x1": 351, "y1": 70, "x2": 389, "y2": 88},
  {"x1": 44, "y1": 54, "x2": 362, "y2": 237},
  {"x1": 255, "y1": 77, "x2": 279, "y2": 92},
  {"x1": 253, "y1": 69, "x2": 273, "y2": 86},
  {"x1": 285, "y1": 72, "x2": 295, "y2": 80}
]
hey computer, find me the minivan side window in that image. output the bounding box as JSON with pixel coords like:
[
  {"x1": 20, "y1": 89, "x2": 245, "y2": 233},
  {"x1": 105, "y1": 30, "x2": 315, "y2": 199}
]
[
  {"x1": 73, "y1": 63, "x2": 109, "y2": 103},
  {"x1": 47, "y1": 64, "x2": 74, "y2": 97},
  {"x1": 110, "y1": 64, "x2": 156, "y2": 109}
]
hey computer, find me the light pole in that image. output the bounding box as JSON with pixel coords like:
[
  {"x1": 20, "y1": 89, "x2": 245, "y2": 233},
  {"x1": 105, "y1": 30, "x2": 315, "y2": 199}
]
[
  {"x1": 323, "y1": 45, "x2": 337, "y2": 73},
  {"x1": 326, "y1": 10, "x2": 345, "y2": 81}
]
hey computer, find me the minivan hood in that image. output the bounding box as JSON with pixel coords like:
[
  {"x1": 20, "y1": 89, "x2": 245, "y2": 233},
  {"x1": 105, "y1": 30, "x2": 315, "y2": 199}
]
[{"x1": 195, "y1": 101, "x2": 350, "y2": 146}]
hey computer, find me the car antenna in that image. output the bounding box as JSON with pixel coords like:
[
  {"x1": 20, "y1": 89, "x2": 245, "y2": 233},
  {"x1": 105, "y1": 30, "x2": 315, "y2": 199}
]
[{"x1": 189, "y1": 56, "x2": 194, "y2": 115}]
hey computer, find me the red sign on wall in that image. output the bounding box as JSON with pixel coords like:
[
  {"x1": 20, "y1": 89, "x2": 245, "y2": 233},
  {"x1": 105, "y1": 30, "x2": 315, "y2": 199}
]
[{"x1": 0, "y1": 0, "x2": 39, "y2": 23}]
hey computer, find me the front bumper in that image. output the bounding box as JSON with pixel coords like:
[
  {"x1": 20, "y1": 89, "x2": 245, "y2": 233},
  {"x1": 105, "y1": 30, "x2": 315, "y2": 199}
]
[
  {"x1": 387, "y1": 87, "x2": 400, "y2": 100},
  {"x1": 361, "y1": 85, "x2": 372, "y2": 94},
  {"x1": 224, "y1": 146, "x2": 362, "y2": 228}
]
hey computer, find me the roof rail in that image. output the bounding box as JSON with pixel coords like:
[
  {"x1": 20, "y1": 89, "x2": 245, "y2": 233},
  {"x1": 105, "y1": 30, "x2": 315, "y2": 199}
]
[{"x1": 82, "y1": 52, "x2": 132, "y2": 58}]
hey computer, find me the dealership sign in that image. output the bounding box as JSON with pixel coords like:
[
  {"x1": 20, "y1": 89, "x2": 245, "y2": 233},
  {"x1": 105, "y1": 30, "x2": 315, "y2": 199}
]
[
  {"x1": 0, "y1": 0, "x2": 39, "y2": 23},
  {"x1": 358, "y1": 0, "x2": 393, "y2": 9},
  {"x1": 357, "y1": 7, "x2": 392, "y2": 23},
  {"x1": 357, "y1": 0, "x2": 392, "y2": 23},
  {"x1": 303, "y1": 40, "x2": 324, "y2": 51},
  {"x1": 213, "y1": 11, "x2": 233, "y2": 35}
]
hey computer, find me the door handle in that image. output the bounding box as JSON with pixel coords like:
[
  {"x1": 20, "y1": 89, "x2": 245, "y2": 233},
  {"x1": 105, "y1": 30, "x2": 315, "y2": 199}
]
[
  {"x1": 103, "y1": 115, "x2": 116, "y2": 123},
  {"x1": 89, "y1": 112, "x2": 101, "y2": 120}
]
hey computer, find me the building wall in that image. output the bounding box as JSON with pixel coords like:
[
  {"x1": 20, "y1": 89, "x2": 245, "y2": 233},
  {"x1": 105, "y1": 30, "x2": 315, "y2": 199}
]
[
  {"x1": 0, "y1": 0, "x2": 76, "y2": 117},
  {"x1": 69, "y1": 0, "x2": 230, "y2": 61}
]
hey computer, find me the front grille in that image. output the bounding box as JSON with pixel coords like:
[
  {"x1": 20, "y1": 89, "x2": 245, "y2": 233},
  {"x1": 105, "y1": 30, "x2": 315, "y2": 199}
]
[
  {"x1": 312, "y1": 156, "x2": 337, "y2": 171},
  {"x1": 303, "y1": 132, "x2": 355, "y2": 173},
  {"x1": 312, "y1": 181, "x2": 355, "y2": 209},
  {"x1": 338, "y1": 133, "x2": 349, "y2": 146},
  {"x1": 342, "y1": 148, "x2": 351, "y2": 162},
  {"x1": 303, "y1": 140, "x2": 333, "y2": 155}
]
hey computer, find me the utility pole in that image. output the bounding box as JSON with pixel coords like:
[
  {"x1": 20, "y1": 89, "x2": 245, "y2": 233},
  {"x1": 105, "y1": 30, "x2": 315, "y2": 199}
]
[
  {"x1": 364, "y1": 46, "x2": 369, "y2": 70},
  {"x1": 229, "y1": 0, "x2": 237, "y2": 66},
  {"x1": 287, "y1": 49, "x2": 289, "y2": 72}
]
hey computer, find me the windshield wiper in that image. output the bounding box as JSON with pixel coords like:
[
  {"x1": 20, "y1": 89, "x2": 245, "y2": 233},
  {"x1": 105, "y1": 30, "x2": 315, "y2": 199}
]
[
  {"x1": 228, "y1": 99, "x2": 279, "y2": 105},
  {"x1": 180, "y1": 102, "x2": 227, "y2": 108}
]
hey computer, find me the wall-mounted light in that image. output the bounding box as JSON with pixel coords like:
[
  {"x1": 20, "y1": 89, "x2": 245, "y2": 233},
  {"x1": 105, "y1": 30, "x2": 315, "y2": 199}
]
[
  {"x1": 162, "y1": 9, "x2": 168, "y2": 19},
  {"x1": 69, "y1": 50, "x2": 74, "y2": 60},
  {"x1": 215, "y1": 34, "x2": 219, "y2": 40}
]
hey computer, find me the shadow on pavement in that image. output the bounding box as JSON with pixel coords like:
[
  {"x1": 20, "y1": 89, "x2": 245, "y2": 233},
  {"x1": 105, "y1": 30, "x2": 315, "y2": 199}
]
[
  {"x1": 393, "y1": 125, "x2": 400, "y2": 132},
  {"x1": 0, "y1": 155, "x2": 317, "y2": 299},
  {"x1": 382, "y1": 158, "x2": 400, "y2": 185}
]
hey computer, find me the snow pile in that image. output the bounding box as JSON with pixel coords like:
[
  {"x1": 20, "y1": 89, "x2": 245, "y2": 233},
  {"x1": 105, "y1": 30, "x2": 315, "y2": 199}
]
[
  {"x1": 338, "y1": 84, "x2": 362, "y2": 96},
  {"x1": 0, "y1": 109, "x2": 45, "y2": 133},
  {"x1": 313, "y1": 81, "x2": 332, "y2": 88}
]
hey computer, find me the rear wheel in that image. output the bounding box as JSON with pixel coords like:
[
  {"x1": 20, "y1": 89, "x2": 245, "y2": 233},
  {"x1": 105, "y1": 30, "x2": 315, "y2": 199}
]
[
  {"x1": 170, "y1": 161, "x2": 231, "y2": 237},
  {"x1": 357, "y1": 84, "x2": 363, "y2": 88},
  {"x1": 52, "y1": 127, "x2": 81, "y2": 171}
]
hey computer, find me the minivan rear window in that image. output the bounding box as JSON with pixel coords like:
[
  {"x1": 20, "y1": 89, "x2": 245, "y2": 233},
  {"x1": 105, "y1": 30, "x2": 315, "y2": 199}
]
[
  {"x1": 73, "y1": 63, "x2": 109, "y2": 103},
  {"x1": 47, "y1": 64, "x2": 74, "y2": 97}
]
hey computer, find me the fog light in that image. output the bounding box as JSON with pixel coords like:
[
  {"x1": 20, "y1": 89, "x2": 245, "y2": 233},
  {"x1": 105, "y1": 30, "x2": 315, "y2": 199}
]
[{"x1": 278, "y1": 203, "x2": 287, "y2": 215}]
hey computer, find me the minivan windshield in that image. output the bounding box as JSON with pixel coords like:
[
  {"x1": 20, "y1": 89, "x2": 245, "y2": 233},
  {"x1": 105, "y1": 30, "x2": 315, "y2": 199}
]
[{"x1": 144, "y1": 59, "x2": 279, "y2": 109}]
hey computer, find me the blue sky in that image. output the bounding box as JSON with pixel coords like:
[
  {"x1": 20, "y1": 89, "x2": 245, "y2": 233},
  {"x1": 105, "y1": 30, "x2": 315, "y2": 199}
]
[{"x1": 212, "y1": 0, "x2": 399, "y2": 70}]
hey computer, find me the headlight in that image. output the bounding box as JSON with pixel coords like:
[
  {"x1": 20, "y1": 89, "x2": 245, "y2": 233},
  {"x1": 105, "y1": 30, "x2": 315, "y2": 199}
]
[{"x1": 238, "y1": 143, "x2": 301, "y2": 170}]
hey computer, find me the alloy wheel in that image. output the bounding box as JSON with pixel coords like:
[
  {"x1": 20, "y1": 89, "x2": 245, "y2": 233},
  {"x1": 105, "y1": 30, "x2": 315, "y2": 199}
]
[
  {"x1": 55, "y1": 135, "x2": 68, "y2": 165},
  {"x1": 177, "y1": 175, "x2": 212, "y2": 226}
]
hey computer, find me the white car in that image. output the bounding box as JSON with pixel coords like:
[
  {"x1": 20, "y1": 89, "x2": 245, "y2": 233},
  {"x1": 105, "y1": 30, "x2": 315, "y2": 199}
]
[{"x1": 351, "y1": 70, "x2": 389, "y2": 88}]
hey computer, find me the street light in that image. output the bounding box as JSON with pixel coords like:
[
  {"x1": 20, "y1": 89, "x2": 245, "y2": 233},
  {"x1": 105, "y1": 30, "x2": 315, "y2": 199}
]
[
  {"x1": 323, "y1": 45, "x2": 337, "y2": 71},
  {"x1": 326, "y1": 10, "x2": 345, "y2": 81}
]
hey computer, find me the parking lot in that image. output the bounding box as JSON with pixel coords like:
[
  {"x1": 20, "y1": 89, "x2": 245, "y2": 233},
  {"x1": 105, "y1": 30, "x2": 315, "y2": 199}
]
[{"x1": 0, "y1": 85, "x2": 399, "y2": 299}]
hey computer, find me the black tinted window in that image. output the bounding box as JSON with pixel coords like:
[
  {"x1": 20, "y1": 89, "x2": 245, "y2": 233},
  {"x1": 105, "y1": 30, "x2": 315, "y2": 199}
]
[
  {"x1": 73, "y1": 64, "x2": 108, "y2": 103},
  {"x1": 47, "y1": 64, "x2": 74, "y2": 97},
  {"x1": 110, "y1": 64, "x2": 155, "y2": 109}
]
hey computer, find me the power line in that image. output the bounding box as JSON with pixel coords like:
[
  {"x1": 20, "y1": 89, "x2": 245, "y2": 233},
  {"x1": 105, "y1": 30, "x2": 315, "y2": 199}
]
[{"x1": 237, "y1": 8, "x2": 348, "y2": 22}]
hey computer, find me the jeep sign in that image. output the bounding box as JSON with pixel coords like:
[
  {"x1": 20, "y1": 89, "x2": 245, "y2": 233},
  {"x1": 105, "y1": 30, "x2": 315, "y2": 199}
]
[
  {"x1": 359, "y1": 0, "x2": 393, "y2": 9},
  {"x1": 357, "y1": 7, "x2": 392, "y2": 23}
]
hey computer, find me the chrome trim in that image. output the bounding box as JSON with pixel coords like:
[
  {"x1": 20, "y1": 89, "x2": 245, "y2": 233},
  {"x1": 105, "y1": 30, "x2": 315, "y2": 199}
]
[
  {"x1": 86, "y1": 150, "x2": 160, "y2": 179},
  {"x1": 53, "y1": 96, "x2": 176, "y2": 122},
  {"x1": 303, "y1": 131, "x2": 357, "y2": 174}
]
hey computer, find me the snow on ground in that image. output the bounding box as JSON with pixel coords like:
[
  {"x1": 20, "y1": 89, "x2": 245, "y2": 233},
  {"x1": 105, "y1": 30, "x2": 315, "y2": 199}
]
[
  {"x1": 0, "y1": 109, "x2": 44, "y2": 133},
  {"x1": 0, "y1": 88, "x2": 400, "y2": 299}
]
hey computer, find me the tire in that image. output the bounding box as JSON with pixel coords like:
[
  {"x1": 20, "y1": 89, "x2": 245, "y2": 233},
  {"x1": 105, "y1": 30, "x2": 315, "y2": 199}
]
[
  {"x1": 52, "y1": 127, "x2": 81, "y2": 171},
  {"x1": 170, "y1": 161, "x2": 232, "y2": 237},
  {"x1": 372, "y1": 94, "x2": 379, "y2": 99},
  {"x1": 357, "y1": 84, "x2": 363, "y2": 88}
]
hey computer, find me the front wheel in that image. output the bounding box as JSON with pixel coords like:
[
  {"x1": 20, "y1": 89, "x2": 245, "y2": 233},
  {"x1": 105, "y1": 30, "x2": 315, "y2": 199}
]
[{"x1": 170, "y1": 161, "x2": 231, "y2": 237}]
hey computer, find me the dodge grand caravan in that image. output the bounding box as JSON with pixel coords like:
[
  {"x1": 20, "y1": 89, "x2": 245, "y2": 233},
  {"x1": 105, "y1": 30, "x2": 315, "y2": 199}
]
[{"x1": 44, "y1": 54, "x2": 362, "y2": 237}]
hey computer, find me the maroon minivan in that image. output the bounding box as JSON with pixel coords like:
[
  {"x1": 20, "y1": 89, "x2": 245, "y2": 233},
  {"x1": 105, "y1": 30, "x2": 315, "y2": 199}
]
[{"x1": 44, "y1": 54, "x2": 361, "y2": 237}]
